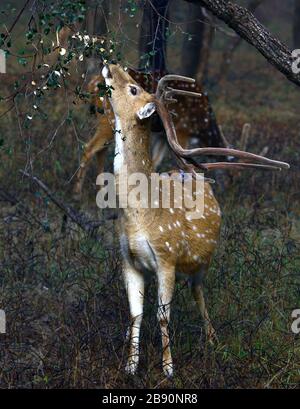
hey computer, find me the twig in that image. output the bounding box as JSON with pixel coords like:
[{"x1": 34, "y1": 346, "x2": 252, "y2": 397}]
[
  {"x1": 2, "y1": 0, "x2": 32, "y2": 41},
  {"x1": 0, "y1": 187, "x2": 47, "y2": 229},
  {"x1": 19, "y1": 170, "x2": 114, "y2": 237}
]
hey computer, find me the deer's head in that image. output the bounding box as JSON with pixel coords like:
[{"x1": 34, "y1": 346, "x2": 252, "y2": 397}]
[{"x1": 102, "y1": 64, "x2": 156, "y2": 122}]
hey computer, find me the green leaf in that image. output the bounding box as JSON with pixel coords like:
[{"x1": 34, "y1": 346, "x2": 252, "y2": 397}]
[{"x1": 18, "y1": 57, "x2": 27, "y2": 66}]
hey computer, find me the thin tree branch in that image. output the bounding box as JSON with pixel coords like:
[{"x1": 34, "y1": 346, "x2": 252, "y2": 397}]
[
  {"x1": 0, "y1": 186, "x2": 47, "y2": 229},
  {"x1": 2, "y1": 0, "x2": 32, "y2": 41},
  {"x1": 19, "y1": 170, "x2": 114, "y2": 238}
]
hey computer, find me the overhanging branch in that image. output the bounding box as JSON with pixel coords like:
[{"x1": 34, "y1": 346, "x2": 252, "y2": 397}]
[{"x1": 185, "y1": 0, "x2": 300, "y2": 87}]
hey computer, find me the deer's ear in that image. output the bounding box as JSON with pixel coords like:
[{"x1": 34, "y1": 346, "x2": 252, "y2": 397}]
[{"x1": 137, "y1": 102, "x2": 156, "y2": 120}]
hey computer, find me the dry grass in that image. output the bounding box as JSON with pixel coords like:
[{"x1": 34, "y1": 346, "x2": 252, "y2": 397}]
[{"x1": 0, "y1": 110, "x2": 299, "y2": 388}]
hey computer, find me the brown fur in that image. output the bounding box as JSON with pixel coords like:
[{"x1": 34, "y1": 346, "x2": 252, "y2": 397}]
[
  {"x1": 103, "y1": 65, "x2": 221, "y2": 377},
  {"x1": 73, "y1": 69, "x2": 221, "y2": 199}
]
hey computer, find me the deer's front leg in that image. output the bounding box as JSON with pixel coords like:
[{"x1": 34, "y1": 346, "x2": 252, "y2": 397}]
[
  {"x1": 73, "y1": 116, "x2": 113, "y2": 200},
  {"x1": 123, "y1": 260, "x2": 144, "y2": 375},
  {"x1": 157, "y1": 266, "x2": 175, "y2": 378}
]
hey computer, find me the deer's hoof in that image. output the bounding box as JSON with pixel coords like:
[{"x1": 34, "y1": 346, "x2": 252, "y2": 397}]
[{"x1": 125, "y1": 359, "x2": 138, "y2": 375}]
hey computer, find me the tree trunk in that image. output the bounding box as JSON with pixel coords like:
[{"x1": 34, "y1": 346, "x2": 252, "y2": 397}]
[
  {"x1": 138, "y1": 0, "x2": 169, "y2": 72},
  {"x1": 196, "y1": 16, "x2": 215, "y2": 83},
  {"x1": 180, "y1": 5, "x2": 205, "y2": 77},
  {"x1": 84, "y1": 0, "x2": 108, "y2": 35},
  {"x1": 84, "y1": 0, "x2": 109, "y2": 74},
  {"x1": 294, "y1": 0, "x2": 300, "y2": 49}
]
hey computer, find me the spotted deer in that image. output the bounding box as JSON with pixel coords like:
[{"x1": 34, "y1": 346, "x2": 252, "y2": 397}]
[
  {"x1": 73, "y1": 69, "x2": 225, "y2": 200},
  {"x1": 101, "y1": 64, "x2": 289, "y2": 377}
]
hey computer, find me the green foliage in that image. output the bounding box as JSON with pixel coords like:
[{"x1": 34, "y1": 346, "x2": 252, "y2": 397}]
[{"x1": 125, "y1": 0, "x2": 138, "y2": 18}]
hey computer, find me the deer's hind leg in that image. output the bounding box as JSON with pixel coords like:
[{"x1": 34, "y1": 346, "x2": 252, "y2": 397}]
[{"x1": 191, "y1": 266, "x2": 217, "y2": 344}]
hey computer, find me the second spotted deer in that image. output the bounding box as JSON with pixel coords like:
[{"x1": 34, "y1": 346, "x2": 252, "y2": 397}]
[{"x1": 73, "y1": 69, "x2": 225, "y2": 200}]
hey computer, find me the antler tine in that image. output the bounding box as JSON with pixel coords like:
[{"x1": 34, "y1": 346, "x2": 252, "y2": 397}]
[
  {"x1": 155, "y1": 99, "x2": 290, "y2": 173},
  {"x1": 165, "y1": 87, "x2": 203, "y2": 99},
  {"x1": 177, "y1": 146, "x2": 290, "y2": 169},
  {"x1": 164, "y1": 96, "x2": 178, "y2": 105},
  {"x1": 156, "y1": 74, "x2": 195, "y2": 99},
  {"x1": 218, "y1": 125, "x2": 232, "y2": 149},
  {"x1": 171, "y1": 149, "x2": 216, "y2": 183},
  {"x1": 201, "y1": 162, "x2": 283, "y2": 171}
]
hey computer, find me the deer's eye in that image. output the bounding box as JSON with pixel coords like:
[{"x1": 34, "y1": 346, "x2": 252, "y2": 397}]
[{"x1": 129, "y1": 85, "x2": 138, "y2": 96}]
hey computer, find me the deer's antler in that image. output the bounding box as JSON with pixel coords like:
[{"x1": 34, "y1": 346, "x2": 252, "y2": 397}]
[
  {"x1": 156, "y1": 75, "x2": 203, "y2": 103},
  {"x1": 154, "y1": 78, "x2": 290, "y2": 173}
]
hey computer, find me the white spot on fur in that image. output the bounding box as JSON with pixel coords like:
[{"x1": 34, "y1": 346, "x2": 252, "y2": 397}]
[{"x1": 113, "y1": 115, "x2": 124, "y2": 173}]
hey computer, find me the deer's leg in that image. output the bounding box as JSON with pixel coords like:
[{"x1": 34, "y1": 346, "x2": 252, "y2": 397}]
[
  {"x1": 73, "y1": 119, "x2": 112, "y2": 200},
  {"x1": 95, "y1": 147, "x2": 107, "y2": 177},
  {"x1": 157, "y1": 266, "x2": 175, "y2": 378},
  {"x1": 73, "y1": 148, "x2": 97, "y2": 200},
  {"x1": 191, "y1": 267, "x2": 217, "y2": 344},
  {"x1": 123, "y1": 260, "x2": 144, "y2": 375},
  {"x1": 151, "y1": 133, "x2": 168, "y2": 170}
]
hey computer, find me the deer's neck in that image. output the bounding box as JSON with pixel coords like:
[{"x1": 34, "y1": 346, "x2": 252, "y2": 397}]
[
  {"x1": 113, "y1": 115, "x2": 155, "y2": 220},
  {"x1": 114, "y1": 115, "x2": 154, "y2": 177}
]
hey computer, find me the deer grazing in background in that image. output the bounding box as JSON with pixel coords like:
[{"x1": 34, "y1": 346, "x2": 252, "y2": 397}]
[
  {"x1": 78, "y1": 55, "x2": 222, "y2": 198},
  {"x1": 73, "y1": 69, "x2": 226, "y2": 199},
  {"x1": 46, "y1": 2, "x2": 226, "y2": 201},
  {"x1": 101, "y1": 64, "x2": 289, "y2": 377}
]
